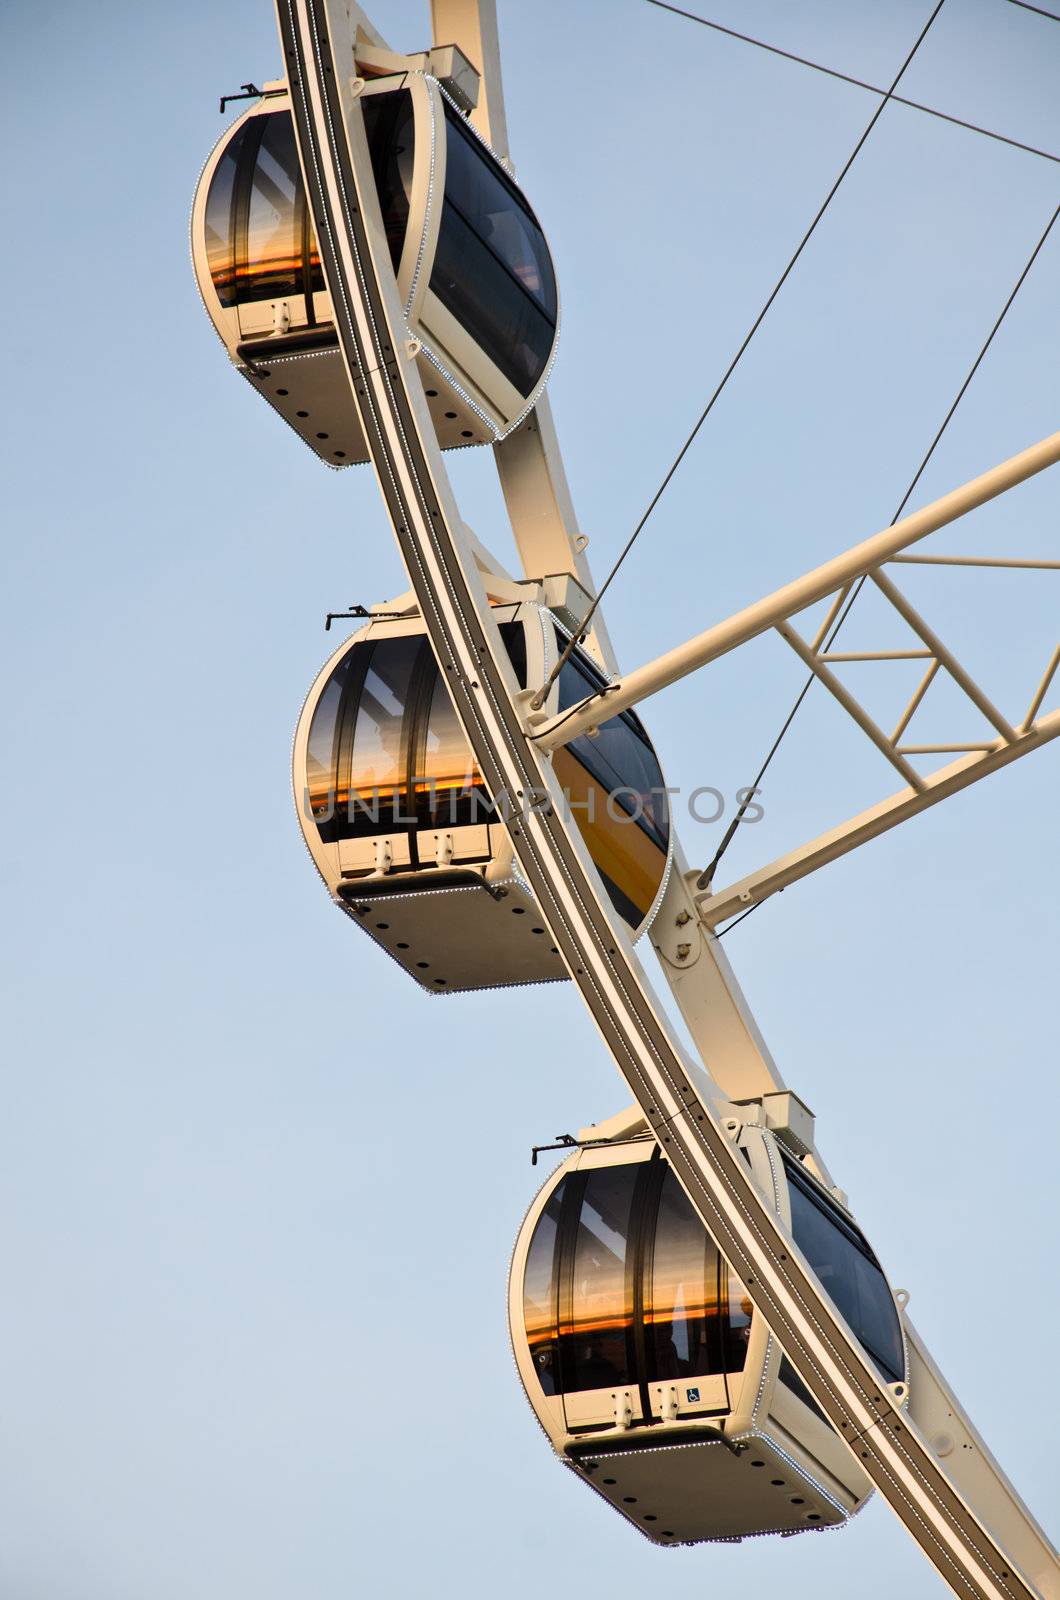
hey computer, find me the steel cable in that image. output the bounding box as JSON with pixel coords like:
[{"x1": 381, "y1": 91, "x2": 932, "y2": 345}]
[
  {"x1": 710, "y1": 198, "x2": 1060, "y2": 930},
  {"x1": 646, "y1": 0, "x2": 1060, "y2": 167},
  {"x1": 531, "y1": 0, "x2": 948, "y2": 710},
  {"x1": 1007, "y1": 0, "x2": 1060, "y2": 22}
]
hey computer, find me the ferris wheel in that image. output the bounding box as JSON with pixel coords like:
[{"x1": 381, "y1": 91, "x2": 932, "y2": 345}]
[{"x1": 190, "y1": 2, "x2": 1059, "y2": 1594}]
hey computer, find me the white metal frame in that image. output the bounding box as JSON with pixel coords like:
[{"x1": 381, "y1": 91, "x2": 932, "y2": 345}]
[{"x1": 257, "y1": 1, "x2": 1059, "y2": 1594}]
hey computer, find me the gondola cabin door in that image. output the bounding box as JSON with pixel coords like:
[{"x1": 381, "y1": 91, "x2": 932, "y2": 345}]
[{"x1": 526, "y1": 1144, "x2": 751, "y2": 1435}]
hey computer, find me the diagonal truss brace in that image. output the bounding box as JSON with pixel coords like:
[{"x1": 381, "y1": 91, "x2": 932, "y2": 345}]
[
  {"x1": 526, "y1": 428, "x2": 1059, "y2": 928},
  {"x1": 689, "y1": 554, "x2": 1060, "y2": 924},
  {"x1": 697, "y1": 705, "x2": 1060, "y2": 926},
  {"x1": 696, "y1": 554, "x2": 1059, "y2": 924},
  {"x1": 533, "y1": 430, "x2": 1060, "y2": 750}
]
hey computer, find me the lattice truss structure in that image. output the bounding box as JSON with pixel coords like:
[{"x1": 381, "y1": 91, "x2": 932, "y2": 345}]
[
  {"x1": 699, "y1": 547, "x2": 1060, "y2": 926},
  {"x1": 533, "y1": 439, "x2": 1060, "y2": 929}
]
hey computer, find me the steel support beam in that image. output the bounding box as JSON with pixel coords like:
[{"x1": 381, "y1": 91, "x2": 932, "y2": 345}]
[
  {"x1": 274, "y1": 2, "x2": 1059, "y2": 1590},
  {"x1": 697, "y1": 707, "x2": 1060, "y2": 926},
  {"x1": 534, "y1": 430, "x2": 1060, "y2": 749}
]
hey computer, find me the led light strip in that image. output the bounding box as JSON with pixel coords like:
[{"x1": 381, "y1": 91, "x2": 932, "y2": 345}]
[{"x1": 402, "y1": 72, "x2": 436, "y2": 317}]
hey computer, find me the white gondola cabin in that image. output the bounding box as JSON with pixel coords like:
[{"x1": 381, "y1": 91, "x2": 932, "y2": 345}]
[
  {"x1": 191, "y1": 68, "x2": 559, "y2": 464},
  {"x1": 293, "y1": 604, "x2": 673, "y2": 991},
  {"x1": 509, "y1": 1122, "x2": 908, "y2": 1544}
]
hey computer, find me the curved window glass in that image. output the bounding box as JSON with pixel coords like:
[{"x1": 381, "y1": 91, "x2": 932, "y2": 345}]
[
  {"x1": 413, "y1": 666, "x2": 486, "y2": 829},
  {"x1": 524, "y1": 1180, "x2": 566, "y2": 1398},
  {"x1": 305, "y1": 649, "x2": 354, "y2": 829},
  {"x1": 204, "y1": 122, "x2": 250, "y2": 308},
  {"x1": 304, "y1": 623, "x2": 526, "y2": 843},
  {"x1": 520, "y1": 1155, "x2": 902, "y2": 1413},
  {"x1": 430, "y1": 103, "x2": 557, "y2": 397},
  {"x1": 347, "y1": 635, "x2": 422, "y2": 827},
  {"x1": 783, "y1": 1156, "x2": 905, "y2": 1385},
  {"x1": 646, "y1": 1168, "x2": 747, "y2": 1383},
  {"x1": 304, "y1": 635, "x2": 422, "y2": 843},
  {"x1": 362, "y1": 90, "x2": 415, "y2": 274},
  {"x1": 561, "y1": 1166, "x2": 638, "y2": 1393},
  {"x1": 524, "y1": 1159, "x2": 749, "y2": 1403},
  {"x1": 206, "y1": 112, "x2": 323, "y2": 316},
  {"x1": 242, "y1": 113, "x2": 307, "y2": 304},
  {"x1": 205, "y1": 97, "x2": 415, "y2": 320},
  {"x1": 552, "y1": 635, "x2": 670, "y2": 932},
  {"x1": 556, "y1": 639, "x2": 668, "y2": 847}
]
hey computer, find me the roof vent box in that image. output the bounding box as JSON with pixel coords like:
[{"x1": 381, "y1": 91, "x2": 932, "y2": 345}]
[
  {"x1": 735, "y1": 1090, "x2": 817, "y2": 1159},
  {"x1": 353, "y1": 36, "x2": 481, "y2": 113}
]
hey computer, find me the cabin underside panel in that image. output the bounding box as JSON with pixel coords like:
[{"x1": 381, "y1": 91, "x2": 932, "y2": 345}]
[
  {"x1": 568, "y1": 1432, "x2": 848, "y2": 1545},
  {"x1": 337, "y1": 872, "x2": 568, "y2": 991}
]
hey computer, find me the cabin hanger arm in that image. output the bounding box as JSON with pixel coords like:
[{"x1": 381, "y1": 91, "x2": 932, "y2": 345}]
[
  {"x1": 903, "y1": 1318, "x2": 1060, "y2": 1597},
  {"x1": 429, "y1": 0, "x2": 619, "y2": 675},
  {"x1": 429, "y1": 0, "x2": 509, "y2": 157}
]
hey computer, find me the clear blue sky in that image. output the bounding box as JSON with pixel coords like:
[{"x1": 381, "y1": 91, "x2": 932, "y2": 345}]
[{"x1": 2, "y1": 1, "x2": 1057, "y2": 1596}]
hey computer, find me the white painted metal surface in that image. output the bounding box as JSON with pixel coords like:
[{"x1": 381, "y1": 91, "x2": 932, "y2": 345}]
[{"x1": 248, "y1": 1, "x2": 1059, "y2": 1593}]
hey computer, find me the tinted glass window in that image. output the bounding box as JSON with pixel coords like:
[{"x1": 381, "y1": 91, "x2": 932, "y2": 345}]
[
  {"x1": 307, "y1": 637, "x2": 428, "y2": 842},
  {"x1": 646, "y1": 1168, "x2": 749, "y2": 1383},
  {"x1": 551, "y1": 638, "x2": 669, "y2": 933},
  {"x1": 308, "y1": 635, "x2": 426, "y2": 842},
  {"x1": 430, "y1": 104, "x2": 557, "y2": 397},
  {"x1": 524, "y1": 1160, "x2": 753, "y2": 1401},
  {"x1": 784, "y1": 1157, "x2": 904, "y2": 1385},
  {"x1": 345, "y1": 636, "x2": 423, "y2": 834},
  {"x1": 441, "y1": 108, "x2": 556, "y2": 319},
  {"x1": 524, "y1": 1180, "x2": 565, "y2": 1397},
  {"x1": 414, "y1": 660, "x2": 487, "y2": 829},
  {"x1": 777, "y1": 1355, "x2": 828, "y2": 1422},
  {"x1": 306, "y1": 626, "x2": 530, "y2": 842},
  {"x1": 305, "y1": 650, "x2": 353, "y2": 828},
  {"x1": 205, "y1": 122, "x2": 249, "y2": 307},
  {"x1": 410, "y1": 621, "x2": 524, "y2": 827},
  {"x1": 556, "y1": 637, "x2": 669, "y2": 849},
  {"x1": 561, "y1": 1167, "x2": 638, "y2": 1393},
  {"x1": 726, "y1": 1265, "x2": 753, "y2": 1367},
  {"x1": 242, "y1": 113, "x2": 304, "y2": 304},
  {"x1": 647, "y1": 1168, "x2": 722, "y2": 1381},
  {"x1": 362, "y1": 90, "x2": 415, "y2": 274},
  {"x1": 498, "y1": 620, "x2": 527, "y2": 689},
  {"x1": 206, "y1": 100, "x2": 415, "y2": 318},
  {"x1": 207, "y1": 113, "x2": 322, "y2": 315}
]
